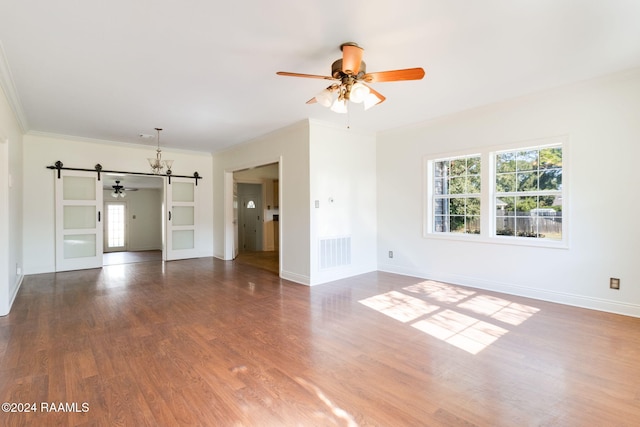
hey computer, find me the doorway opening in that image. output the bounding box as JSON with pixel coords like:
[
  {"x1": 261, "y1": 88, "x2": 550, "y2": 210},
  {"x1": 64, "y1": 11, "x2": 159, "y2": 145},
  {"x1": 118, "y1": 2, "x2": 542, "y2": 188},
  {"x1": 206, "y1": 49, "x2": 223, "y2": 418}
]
[
  {"x1": 233, "y1": 162, "x2": 280, "y2": 275},
  {"x1": 102, "y1": 174, "x2": 163, "y2": 265}
]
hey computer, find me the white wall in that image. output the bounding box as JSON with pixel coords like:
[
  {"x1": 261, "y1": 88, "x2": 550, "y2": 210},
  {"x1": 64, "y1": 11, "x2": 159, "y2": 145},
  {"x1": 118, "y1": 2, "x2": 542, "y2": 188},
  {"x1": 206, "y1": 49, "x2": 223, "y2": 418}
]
[
  {"x1": 0, "y1": 85, "x2": 23, "y2": 316},
  {"x1": 102, "y1": 188, "x2": 163, "y2": 251},
  {"x1": 212, "y1": 119, "x2": 378, "y2": 286},
  {"x1": 23, "y1": 134, "x2": 213, "y2": 274},
  {"x1": 212, "y1": 121, "x2": 310, "y2": 284},
  {"x1": 309, "y1": 121, "x2": 377, "y2": 285},
  {"x1": 377, "y1": 69, "x2": 640, "y2": 317}
]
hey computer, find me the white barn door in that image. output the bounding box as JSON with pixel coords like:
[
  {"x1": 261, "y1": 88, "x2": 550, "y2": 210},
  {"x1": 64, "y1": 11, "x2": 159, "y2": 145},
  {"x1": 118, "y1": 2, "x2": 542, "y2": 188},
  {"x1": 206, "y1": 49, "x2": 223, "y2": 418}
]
[
  {"x1": 55, "y1": 170, "x2": 103, "y2": 271},
  {"x1": 165, "y1": 178, "x2": 198, "y2": 260}
]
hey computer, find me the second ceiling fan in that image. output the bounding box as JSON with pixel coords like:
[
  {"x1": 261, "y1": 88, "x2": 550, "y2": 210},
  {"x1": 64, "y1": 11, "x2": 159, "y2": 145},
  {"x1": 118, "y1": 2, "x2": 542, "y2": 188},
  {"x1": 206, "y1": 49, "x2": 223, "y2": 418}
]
[{"x1": 277, "y1": 42, "x2": 425, "y2": 113}]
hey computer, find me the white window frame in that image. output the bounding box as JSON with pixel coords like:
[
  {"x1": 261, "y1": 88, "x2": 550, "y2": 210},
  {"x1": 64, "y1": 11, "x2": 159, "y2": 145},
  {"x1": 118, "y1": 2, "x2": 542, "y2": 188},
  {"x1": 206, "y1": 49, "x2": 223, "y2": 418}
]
[
  {"x1": 425, "y1": 152, "x2": 482, "y2": 237},
  {"x1": 424, "y1": 135, "x2": 569, "y2": 249}
]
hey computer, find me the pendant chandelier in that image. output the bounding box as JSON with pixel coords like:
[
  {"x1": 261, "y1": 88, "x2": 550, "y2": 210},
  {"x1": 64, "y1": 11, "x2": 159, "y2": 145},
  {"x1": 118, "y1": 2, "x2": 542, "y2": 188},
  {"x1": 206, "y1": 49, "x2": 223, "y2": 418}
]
[
  {"x1": 148, "y1": 127, "x2": 173, "y2": 175},
  {"x1": 111, "y1": 180, "x2": 126, "y2": 198}
]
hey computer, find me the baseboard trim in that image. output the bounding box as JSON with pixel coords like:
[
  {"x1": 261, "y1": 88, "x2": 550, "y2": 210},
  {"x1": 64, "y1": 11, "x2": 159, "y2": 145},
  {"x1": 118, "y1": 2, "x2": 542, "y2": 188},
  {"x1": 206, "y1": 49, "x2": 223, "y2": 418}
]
[
  {"x1": 280, "y1": 270, "x2": 310, "y2": 286},
  {"x1": 1, "y1": 273, "x2": 23, "y2": 316}
]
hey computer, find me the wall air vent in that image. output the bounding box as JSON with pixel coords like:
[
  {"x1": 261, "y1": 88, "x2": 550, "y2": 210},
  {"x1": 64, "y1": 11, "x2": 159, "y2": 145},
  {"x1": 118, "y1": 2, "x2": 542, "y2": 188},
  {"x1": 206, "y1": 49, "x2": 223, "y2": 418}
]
[{"x1": 319, "y1": 236, "x2": 351, "y2": 269}]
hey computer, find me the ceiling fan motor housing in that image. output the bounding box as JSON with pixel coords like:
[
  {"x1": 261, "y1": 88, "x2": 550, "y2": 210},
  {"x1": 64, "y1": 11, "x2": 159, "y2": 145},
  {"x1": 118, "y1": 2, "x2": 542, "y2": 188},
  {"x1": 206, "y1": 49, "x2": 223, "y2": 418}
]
[{"x1": 331, "y1": 59, "x2": 366, "y2": 79}]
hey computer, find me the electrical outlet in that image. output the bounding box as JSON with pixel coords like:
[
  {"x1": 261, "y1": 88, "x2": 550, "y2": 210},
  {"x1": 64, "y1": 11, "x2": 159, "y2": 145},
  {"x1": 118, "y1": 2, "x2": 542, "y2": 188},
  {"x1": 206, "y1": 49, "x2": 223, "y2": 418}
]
[
  {"x1": 388, "y1": 251, "x2": 393, "y2": 258},
  {"x1": 610, "y1": 277, "x2": 620, "y2": 290}
]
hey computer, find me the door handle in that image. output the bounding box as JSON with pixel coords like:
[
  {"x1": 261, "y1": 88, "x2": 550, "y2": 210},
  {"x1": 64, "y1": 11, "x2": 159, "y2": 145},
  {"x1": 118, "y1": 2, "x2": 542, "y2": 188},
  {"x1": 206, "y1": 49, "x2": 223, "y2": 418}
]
[
  {"x1": 98, "y1": 211, "x2": 101, "y2": 222},
  {"x1": 168, "y1": 211, "x2": 171, "y2": 221}
]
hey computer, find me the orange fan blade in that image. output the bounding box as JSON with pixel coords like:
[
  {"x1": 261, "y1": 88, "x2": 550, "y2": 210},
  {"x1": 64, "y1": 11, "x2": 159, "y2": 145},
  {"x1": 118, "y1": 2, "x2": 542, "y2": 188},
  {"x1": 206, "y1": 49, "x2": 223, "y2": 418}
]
[
  {"x1": 341, "y1": 43, "x2": 364, "y2": 75},
  {"x1": 362, "y1": 67, "x2": 425, "y2": 83},
  {"x1": 276, "y1": 71, "x2": 336, "y2": 80},
  {"x1": 364, "y1": 84, "x2": 386, "y2": 110}
]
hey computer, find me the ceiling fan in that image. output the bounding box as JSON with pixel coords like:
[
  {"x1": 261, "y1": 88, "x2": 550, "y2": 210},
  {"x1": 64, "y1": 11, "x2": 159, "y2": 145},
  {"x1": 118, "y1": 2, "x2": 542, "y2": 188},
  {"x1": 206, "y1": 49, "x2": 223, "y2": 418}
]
[{"x1": 277, "y1": 42, "x2": 425, "y2": 113}]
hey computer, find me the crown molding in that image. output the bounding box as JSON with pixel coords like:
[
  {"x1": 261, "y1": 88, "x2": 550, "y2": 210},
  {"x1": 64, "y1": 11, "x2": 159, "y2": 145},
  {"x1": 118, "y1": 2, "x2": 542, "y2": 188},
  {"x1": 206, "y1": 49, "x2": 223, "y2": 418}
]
[
  {"x1": 0, "y1": 41, "x2": 29, "y2": 132},
  {"x1": 25, "y1": 130, "x2": 213, "y2": 156}
]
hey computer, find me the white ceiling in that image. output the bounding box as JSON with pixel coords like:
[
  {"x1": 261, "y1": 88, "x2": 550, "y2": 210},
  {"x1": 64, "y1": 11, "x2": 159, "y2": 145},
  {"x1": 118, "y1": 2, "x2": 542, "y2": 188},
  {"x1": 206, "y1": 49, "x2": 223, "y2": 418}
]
[{"x1": 1, "y1": 1, "x2": 640, "y2": 153}]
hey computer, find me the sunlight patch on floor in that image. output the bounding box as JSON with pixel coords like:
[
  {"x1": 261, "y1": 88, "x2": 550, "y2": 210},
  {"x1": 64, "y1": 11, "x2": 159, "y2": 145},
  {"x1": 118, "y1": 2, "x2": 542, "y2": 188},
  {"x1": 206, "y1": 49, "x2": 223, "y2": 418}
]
[
  {"x1": 358, "y1": 280, "x2": 539, "y2": 355},
  {"x1": 412, "y1": 309, "x2": 508, "y2": 355},
  {"x1": 359, "y1": 291, "x2": 440, "y2": 323},
  {"x1": 404, "y1": 280, "x2": 476, "y2": 303},
  {"x1": 458, "y1": 295, "x2": 539, "y2": 326}
]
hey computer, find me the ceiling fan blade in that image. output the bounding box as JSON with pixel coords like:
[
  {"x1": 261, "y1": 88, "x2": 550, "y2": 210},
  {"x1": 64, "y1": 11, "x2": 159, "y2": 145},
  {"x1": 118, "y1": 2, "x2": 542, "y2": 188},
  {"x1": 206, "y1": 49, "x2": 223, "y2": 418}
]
[
  {"x1": 364, "y1": 85, "x2": 386, "y2": 110},
  {"x1": 341, "y1": 43, "x2": 364, "y2": 75},
  {"x1": 306, "y1": 97, "x2": 317, "y2": 104},
  {"x1": 277, "y1": 71, "x2": 336, "y2": 80},
  {"x1": 362, "y1": 67, "x2": 425, "y2": 83}
]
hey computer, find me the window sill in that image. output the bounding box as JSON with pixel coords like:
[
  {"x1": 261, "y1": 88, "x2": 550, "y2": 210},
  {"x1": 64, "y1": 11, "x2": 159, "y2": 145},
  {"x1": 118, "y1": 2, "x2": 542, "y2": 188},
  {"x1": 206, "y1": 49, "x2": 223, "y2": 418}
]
[{"x1": 423, "y1": 232, "x2": 569, "y2": 249}]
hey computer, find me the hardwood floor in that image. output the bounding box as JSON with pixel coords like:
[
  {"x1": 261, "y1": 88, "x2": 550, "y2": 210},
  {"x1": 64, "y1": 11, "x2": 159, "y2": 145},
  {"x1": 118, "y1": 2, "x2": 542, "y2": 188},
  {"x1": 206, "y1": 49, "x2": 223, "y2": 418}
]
[
  {"x1": 1, "y1": 258, "x2": 640, "y2": 426},
  {"x1": 103, "y1": 250, "x2": 162, "y2": 266},
  {"x1": 233, "y1": 250, "x2": 279, "y2": 274}
]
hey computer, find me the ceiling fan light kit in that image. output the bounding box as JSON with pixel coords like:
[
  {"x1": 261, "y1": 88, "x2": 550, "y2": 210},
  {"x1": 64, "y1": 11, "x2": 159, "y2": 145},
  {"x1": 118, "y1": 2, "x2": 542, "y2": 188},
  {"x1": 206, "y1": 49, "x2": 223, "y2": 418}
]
[
  {"x1": 111, "y1": 180, "x2": 126, "y2": 198},
  {"x1": 277, "y1": 42, "x2": 425, "y2": 113}
]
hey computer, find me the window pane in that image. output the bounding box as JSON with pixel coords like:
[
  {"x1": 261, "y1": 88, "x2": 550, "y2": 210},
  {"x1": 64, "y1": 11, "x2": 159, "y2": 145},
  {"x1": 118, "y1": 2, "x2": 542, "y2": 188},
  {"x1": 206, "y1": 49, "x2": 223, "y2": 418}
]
[
  {"x1": 434, "y1": 198, "x2": 447, "y2": 215},
  {"x1": 450, "y1": 159, "x2": 466, "y2": 176},
  {"x1": 466, "y1": 216, "x2": 480, "y2": 234},
  {"x1": 516, "y1": 150, "x2": 538, "y2": 171},
  {"x1": 496, "y1": 152, "x2": 516, "y2": 173},
  {"x1": 517, "y1": 172, "x2": 538, "y2": 192},
  {"x1": 540, "y1": 147, "x2": 562, "y2": 169},
  {"x1": 450, "y1": 198, "x2": 465, "y2": 215},
  {"x1": 496, "y1": 219, "x2": 514, "y2": 236},
  {"x1": 468, "y1": 156, "x2": 481, "y2": 174},
  {"x1": 497, "y1": 197, "x2": 515, "y2": 216},
  {"x1": 448, "y1": 177, "x2": 465, "y2": 194},
  {"x1": 434, "y1": 216, "x2": 446, "y2": 232},
  {"x1": 516, "y1": 217, "x2": 536, "y2": 237},
  {"x1": 539, "y1": 169, "x2": 562, "y2": 191},
  {"x1": 467, "y1": 197, "x2": 481, "y2": 215},
  {"x1": 516, "y1": 196, "x2": 537, "y2": 216},
  {"x1": 467, "y1": 175, "x2": 481, "y2": 193},
  {"x1": 496, "y1": 173, "x2": 516, "y2": 192},
  {"x1": 450, "y1": 216, "x2": 466, "y2": 232},
  {"x1": 434, "y1": 161, "x2": 447, "y2": 177},
  {"x1": 434, "y1": 178, "x2": 445, "y2": 195}
]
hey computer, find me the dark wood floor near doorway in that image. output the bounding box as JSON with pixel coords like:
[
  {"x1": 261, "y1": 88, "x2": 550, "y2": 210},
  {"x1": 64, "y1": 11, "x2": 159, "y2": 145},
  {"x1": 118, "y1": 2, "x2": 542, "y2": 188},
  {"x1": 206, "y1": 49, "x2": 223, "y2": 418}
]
[
  {"x1": 103, "y1": 250, "x2": 162, "y2": 266},
  {"x1": 234, "y1": 250, "x2": 279, "y2": 274},
  {"x1": 1, "y1": 258, "x2": 640, "y2": 426}
]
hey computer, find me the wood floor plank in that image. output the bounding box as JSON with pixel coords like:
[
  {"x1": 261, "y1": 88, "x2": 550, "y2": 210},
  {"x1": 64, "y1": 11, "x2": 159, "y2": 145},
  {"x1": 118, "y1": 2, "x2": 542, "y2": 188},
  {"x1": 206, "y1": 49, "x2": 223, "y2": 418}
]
[{"x1": 1, "y1": 257, "x2": 640, "y2": 426}]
